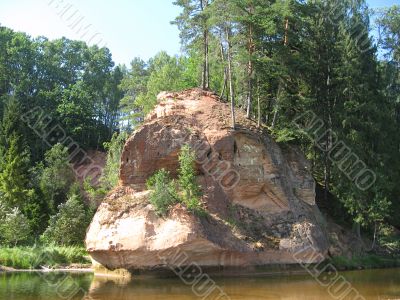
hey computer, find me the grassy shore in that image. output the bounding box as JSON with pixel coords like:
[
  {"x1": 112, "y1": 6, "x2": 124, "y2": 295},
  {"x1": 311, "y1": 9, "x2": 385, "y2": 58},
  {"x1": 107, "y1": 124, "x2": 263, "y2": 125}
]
[
  {"x1": 2, "y1": 246, "x2": 399, "y2": 273},
  {"x1": 0, "y1": 246, "x2": 91, "y2": 269},
  {"x1": 330, "y1": 254, "x2": 400, "y2": 270}
]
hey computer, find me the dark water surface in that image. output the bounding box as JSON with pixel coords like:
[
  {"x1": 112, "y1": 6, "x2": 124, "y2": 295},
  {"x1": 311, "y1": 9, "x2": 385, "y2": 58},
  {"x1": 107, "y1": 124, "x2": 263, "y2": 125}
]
[{"x1": 0, "y1": 268, "x2": 399, "y2": 300}]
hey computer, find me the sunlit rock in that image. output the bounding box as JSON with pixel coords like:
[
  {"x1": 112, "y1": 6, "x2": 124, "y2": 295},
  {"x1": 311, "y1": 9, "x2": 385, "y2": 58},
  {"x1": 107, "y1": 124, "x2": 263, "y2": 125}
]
[{"x1": 86, "y1": 88, "x2": 329, "y2": 272}]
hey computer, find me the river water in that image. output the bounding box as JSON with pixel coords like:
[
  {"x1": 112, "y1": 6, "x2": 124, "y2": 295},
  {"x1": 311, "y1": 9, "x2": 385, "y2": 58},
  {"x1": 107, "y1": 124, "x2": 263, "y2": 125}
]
[{"x1": 0, "y1": 268, "x2": 399, "y2": 300}]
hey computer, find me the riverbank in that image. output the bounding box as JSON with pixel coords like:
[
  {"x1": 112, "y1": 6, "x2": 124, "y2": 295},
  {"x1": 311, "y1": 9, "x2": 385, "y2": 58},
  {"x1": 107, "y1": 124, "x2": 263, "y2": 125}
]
[
  {"x1": 1, "y1": 246, "x2": 399, "y2": 276},
  {"x1": 0, "y1": 246, "x2": 91, "y2": 270},
  {"x1": 329, "y1": 254, "x2": 400, "y2": 271},
  {"x1": 0, "y1": 265, "x2": 93, "y2": 273}
]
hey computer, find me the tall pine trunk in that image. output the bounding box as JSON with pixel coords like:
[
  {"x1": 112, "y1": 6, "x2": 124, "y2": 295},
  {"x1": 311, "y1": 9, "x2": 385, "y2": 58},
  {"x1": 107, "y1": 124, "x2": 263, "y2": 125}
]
[
  {"x1": 226, "y1": 26, "x2": 236, "y2": 130},
  {"x1": 271, "y1": 86, "x2": 281, "y2": 129},
  {"x1": 200, "y1": 0, "x2": 209, "y2": 90},
  {"x1": 219, "y1": 40, "x2": 228, "y2": 100},
  {"x1": 203, "y1": 28, "x2": 210, "y2": 89},
  {"x1": 271, "y1": 18, "x2": 289, "y2": 129},
  {"x1": 246, "y1": 23, "x2": 254, "y2": 119},
  {"x1": 257, "y1": 79, "x2": 261, "y2": 128}
]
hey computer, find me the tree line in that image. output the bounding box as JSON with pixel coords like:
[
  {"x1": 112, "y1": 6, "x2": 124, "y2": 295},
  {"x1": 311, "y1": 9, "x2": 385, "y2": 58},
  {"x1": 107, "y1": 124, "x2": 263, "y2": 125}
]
[
  {"x1": 0, "y1": 0, "x2": 399, "y2": 250},
  {"x1": 122, "y1": 1, "x2": 400, "y2": 246},
  {"x1": 0, "y1": 27, "x2": 123, "y2": 246}
]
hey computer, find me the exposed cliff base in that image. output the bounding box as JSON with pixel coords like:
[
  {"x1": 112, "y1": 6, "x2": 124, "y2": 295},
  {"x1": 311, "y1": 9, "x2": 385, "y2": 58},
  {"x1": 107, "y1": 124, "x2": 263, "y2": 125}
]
[{"x1": 86, "y1": 89, "x2": 333, "y2": 272}]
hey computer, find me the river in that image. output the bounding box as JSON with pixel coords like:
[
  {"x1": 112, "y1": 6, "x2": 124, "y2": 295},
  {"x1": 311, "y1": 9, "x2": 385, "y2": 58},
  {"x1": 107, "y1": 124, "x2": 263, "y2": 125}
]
[{"x1": 0, "y1": 268, "x2": 399, "y2": 299}]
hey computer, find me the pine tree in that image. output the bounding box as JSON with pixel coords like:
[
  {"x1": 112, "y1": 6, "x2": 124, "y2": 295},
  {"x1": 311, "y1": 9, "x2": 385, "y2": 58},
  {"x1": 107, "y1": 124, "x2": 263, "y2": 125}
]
[
  {"x1": 173, "y1": 0, "x2": 211, "y2": 89},
  {"x1": 0, "y1": 97, "x2": 46, "y2": 234},
  {"x1": 0, "y1": 132, "x2": 34, "y2": 208},
  {"x1": 0, "y1": 98, "x2": 34, "y2": 210},
  {"x1": 209, "y1": 0, "x2": 239, "y2": 128}
]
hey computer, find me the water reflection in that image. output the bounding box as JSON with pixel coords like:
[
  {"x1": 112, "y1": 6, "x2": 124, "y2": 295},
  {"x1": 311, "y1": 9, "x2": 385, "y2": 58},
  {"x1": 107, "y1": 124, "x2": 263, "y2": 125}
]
[
  {"x1": 0, "y1": 272, "x2": 93, "y2": 300},
  {"x1": 0, "y1": 268, "x2": 399, "y2": 300},
  {"x1": 86, "y1": 268, "x2": 400, "y2": 300}
]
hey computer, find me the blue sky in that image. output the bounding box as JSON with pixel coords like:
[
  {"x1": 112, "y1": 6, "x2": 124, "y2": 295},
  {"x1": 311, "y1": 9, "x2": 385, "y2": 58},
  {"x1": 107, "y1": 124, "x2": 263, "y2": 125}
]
[{"x1": 0, "y1": 0, "x2": 398, "y2": 66}]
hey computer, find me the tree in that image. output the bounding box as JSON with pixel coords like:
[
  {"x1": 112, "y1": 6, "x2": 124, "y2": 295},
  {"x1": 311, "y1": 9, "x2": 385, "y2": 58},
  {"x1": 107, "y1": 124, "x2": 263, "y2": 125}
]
[
  {"x1": 229, "y1": 0, "x2": 263, "y2": 118},
  {"x1": 119, "y1": 58, "x2": 149, "y2": 127},
  {"x1": 209, "y1": 0, "x2": 238, "y2": 129},
  {"x1": 173, "y1": 0, "x2": 211, "y2": 89},
  {"x1": 375, "y1": 5, "x2": 400, "y2": 228},
  {"x1": 377, "y1": 5, "x2": 400, "y2": 62},
  {"x1": 0, "y1": 98, "x2": 34, "y2": 210},
  {"x1": 41, "y1": 193, "x2": 88, "y2": 246},
  {"x1": 0, "y1": 207, "x2": 31, "y2": 246},
  {"x1": 39, "y1": 144, "x2": 75, "y2": 213},
  {"x1": 119, "y1": 52, "x2": 196, "y2": 123}
]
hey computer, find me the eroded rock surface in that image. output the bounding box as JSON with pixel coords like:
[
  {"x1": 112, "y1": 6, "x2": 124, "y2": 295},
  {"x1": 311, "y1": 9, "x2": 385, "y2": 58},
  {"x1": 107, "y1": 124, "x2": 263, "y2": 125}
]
[{"x1": 86, "y1": 88, "x2": 329, "y2": 271}]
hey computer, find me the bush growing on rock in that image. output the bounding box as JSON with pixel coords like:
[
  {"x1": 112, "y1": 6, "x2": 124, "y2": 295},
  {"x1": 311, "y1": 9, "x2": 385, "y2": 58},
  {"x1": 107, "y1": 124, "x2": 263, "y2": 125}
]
[
  {"x1": 146, "y1": 169, "x2": 179, "y2": 216},
  {"x1": 178, "y1": 144, "x2": 202, "y2": 213},
  {"x1": 147, "y1": 145, "x2": 203, "y2": 216},
  {"x1": 84, "y1": 132, "x2": 128, "y2": 205},
  {"x1": 101, "y1": 132, "x2": 129, "y2": 189}
]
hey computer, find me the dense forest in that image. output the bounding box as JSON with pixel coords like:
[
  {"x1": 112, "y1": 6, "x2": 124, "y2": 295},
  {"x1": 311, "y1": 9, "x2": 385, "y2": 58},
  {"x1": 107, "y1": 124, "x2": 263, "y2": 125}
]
[{"x1": 0, "y1": 0, "x2": 399, "y2": 251}]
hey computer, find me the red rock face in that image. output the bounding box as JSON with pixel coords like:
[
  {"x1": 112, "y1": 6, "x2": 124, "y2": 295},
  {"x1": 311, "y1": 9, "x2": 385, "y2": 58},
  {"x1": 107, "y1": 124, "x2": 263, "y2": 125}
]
[
  {"x1": 119, "y1": 89, "x2": 314, "y2": 213},
  {"x1": 86, "y1": 89, "x2": 329, "y2": 271}
]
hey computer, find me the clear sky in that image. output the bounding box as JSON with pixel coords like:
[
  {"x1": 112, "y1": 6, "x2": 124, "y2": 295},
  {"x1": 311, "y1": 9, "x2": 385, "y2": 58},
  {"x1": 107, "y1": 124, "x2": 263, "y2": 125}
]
[{"x1": 0, "y1": 0, "x2": 398, "y2": 66}]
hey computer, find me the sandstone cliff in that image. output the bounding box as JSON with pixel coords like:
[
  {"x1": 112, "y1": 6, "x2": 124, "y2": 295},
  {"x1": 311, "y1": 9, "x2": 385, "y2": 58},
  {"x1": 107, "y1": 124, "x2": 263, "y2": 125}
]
[{"x1": 86, "y1": 88, "x2": 330, "y2": 271}]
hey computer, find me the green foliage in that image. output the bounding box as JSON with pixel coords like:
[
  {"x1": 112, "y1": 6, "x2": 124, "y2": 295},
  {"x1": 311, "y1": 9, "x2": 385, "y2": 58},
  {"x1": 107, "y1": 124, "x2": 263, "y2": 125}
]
[
  {"x1": 101, "y1": 132, "x2": 128, "y2": 189},
  {"x1": 377, "y1": 5, "x2": 400, "y2": 62},
  {"x1": 146, "y1": 169, "x2": 179, "y2": 216},
  {"x1": 0, "y1": 133, "x2": 34, "y2": 209},
  {"x1": 0, "y1": 27, "x2": 122, "y2": 152},
  {"x1": 83, "y1": 131, "x2": 128, "y2": 205},
  {"x1": 273, "y1": 127, "x2": 299, "y2": 143},
  {"x1": 0, "y1": 97, "x2": 45, "y2": 235},
  {"x1": 83, "y1": 176, "x2": 108, "y2": 206},
  {"x1": 147, "y1": 145, "x2": 203, "y2": 216},
  {"x1": 38, "y1": 144, "x2": 75, "y2": 213},
  {"x1": 330, "y1": 255, "x2": 400, "y2": 270},
  {"x1": 0, "y1": 246, "x2": 90, "y2": 269},
  {"x1": 0, "y1": 28, "x2": 124, "y2": 244},
  {"x1": 379, "y1": 224, "x2": 400, "y2": 253},
  {"x1": 0, "y1": 1, "x2": 399, "y2": 251},
  {"x1": 0, "y1": 206, "x2": 31, "y2": 246},
  {"x1": 178, "y1": 144, "x2": 202, "y2": 213},
  {"x1": 41, "y1": 193, "x2": 89, "y2": 246},
  {"x1": 169, "y1": 0, "x2": 400, "y2": 245},
  {"x1": 0, "y1": 98, "x2": 34, "y2": 210},
  {"x1": 119, "y1": 52, "x2": 196, "y2": 126}
]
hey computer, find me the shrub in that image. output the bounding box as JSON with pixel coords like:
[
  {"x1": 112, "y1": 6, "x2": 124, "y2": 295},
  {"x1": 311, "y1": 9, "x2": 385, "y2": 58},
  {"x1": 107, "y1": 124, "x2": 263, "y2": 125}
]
[
  {"x1": 101, "y1": 132, "x2": 128, "y2": 189},
  {"x1": 146, "y1": 169, "x2": 179, "y2": 216},
  {"x1": 146, "y1": 145, "x2": 204, "y2": 216},
  {"x1": 0, "y1": 206, "x2": 31, "y2": 246},
  {"x1": 0, "y1": 245, "x2": 90, "y2": 269},
  {"x1": 178, "y1": 144, "x2": 202, "y2": 213}
]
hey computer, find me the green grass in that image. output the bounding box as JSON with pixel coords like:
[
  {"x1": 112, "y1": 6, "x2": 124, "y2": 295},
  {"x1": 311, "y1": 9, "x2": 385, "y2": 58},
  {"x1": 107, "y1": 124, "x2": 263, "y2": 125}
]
[
  {"x1": 0, "y1": 245, "x2": 91, "y2": 269},
  {"x1": 330, "y1": 254, "x2": 400, "y2": 270}
]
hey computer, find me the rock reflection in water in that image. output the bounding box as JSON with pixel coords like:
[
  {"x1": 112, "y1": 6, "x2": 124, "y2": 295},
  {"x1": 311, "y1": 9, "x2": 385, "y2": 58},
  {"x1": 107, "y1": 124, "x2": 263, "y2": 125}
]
[{"x1": 85, "y1": 268, "x2": 400, "y2": 300}]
